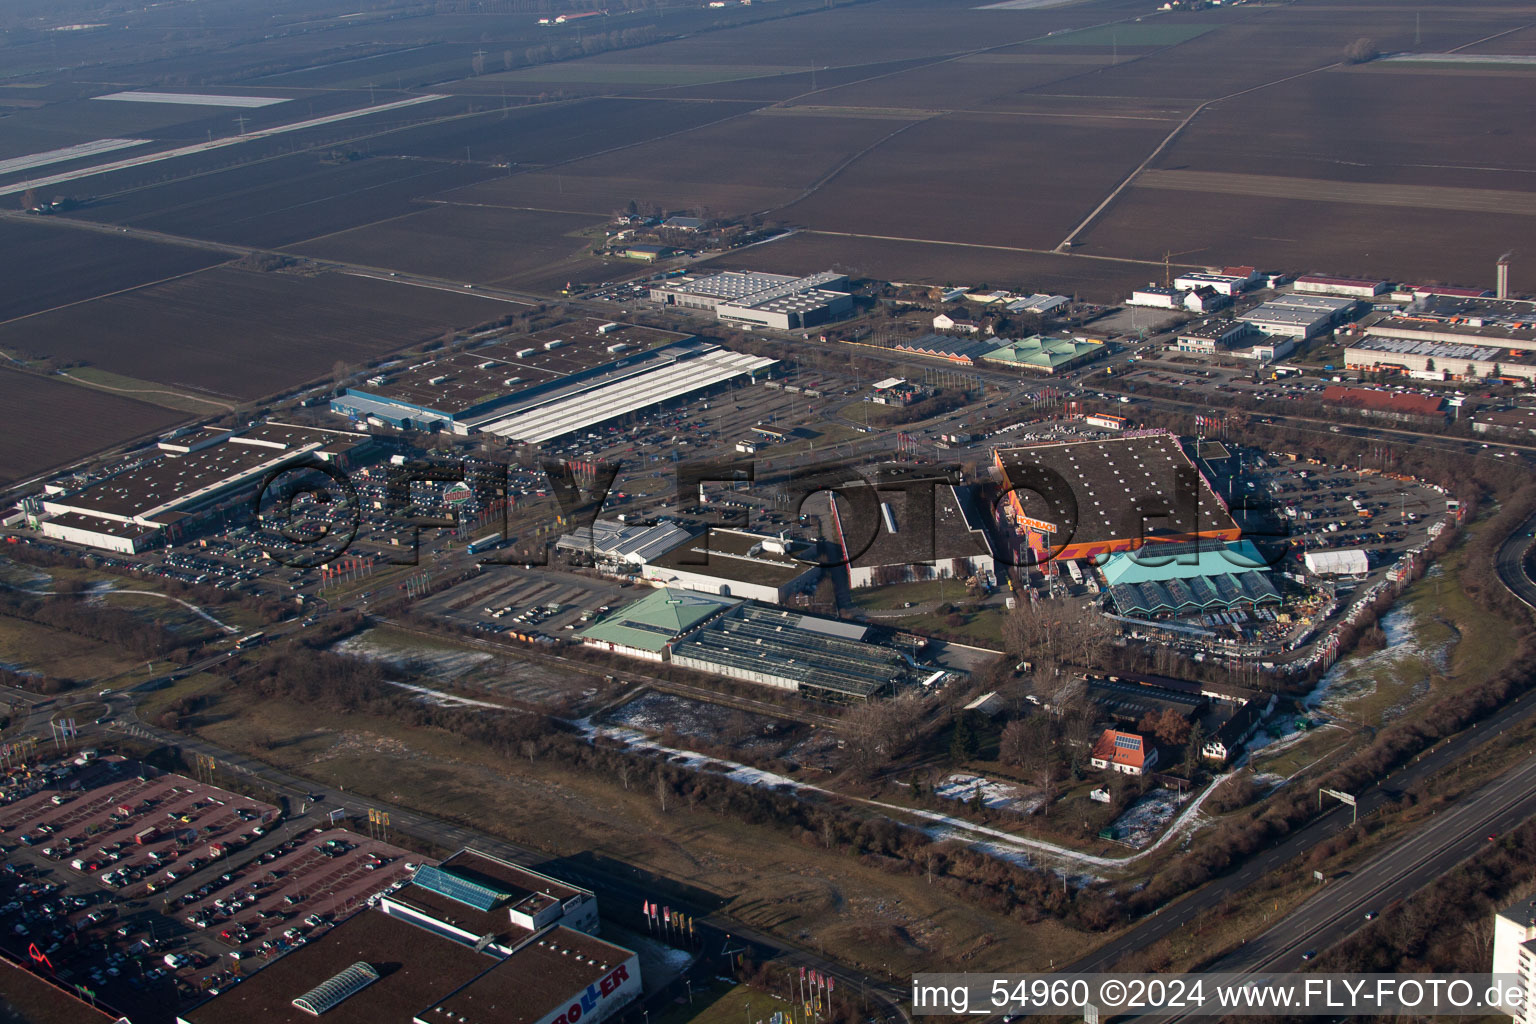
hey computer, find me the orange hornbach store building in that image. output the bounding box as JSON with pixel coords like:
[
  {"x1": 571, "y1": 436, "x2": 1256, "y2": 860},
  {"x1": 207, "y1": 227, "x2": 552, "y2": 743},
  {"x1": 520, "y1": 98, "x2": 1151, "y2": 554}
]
[{"x1": 993, "y1": 432, "x2": 1239, "y2": 565}]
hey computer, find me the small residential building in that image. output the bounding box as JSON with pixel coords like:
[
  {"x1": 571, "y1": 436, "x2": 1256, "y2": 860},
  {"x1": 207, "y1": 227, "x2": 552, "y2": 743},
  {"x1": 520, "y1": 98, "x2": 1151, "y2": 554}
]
[
  {"x1": 1090, "y1": 729, "x2": 1158, "y2": 775},
  {"x1": 933, "y1": 313, "x2": 982, "y2": 333},
  {"x1": 1183, "y1": 286, "x2": 1230, "y2": 314}
]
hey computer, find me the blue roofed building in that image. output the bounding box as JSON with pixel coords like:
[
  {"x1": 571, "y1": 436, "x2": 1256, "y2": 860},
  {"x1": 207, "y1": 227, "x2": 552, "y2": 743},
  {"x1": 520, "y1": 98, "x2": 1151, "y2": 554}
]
[{"x1": 1097, "y1": 539, "x2": 1281, "y2": 620}]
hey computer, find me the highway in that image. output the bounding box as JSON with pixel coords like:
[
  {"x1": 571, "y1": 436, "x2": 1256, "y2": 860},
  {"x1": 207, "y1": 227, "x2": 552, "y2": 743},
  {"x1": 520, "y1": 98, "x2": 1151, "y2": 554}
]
[
  {"x1": 1496, "y1": 508, "x2": 1536, "y2": 610},
  {"x1": 1071, "y1": 621, "x2": 1536, "y2": 975},
  {"x1": 1115, "y1": 749, "x2": 1536, "y2": 1024}
]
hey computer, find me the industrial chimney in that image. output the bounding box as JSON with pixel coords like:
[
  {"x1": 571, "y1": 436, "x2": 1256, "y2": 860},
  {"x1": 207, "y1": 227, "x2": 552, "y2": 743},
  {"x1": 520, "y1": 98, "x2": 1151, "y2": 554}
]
[{"x1": 1498, "y1": 253, "x2": 1512, "y2": 300}]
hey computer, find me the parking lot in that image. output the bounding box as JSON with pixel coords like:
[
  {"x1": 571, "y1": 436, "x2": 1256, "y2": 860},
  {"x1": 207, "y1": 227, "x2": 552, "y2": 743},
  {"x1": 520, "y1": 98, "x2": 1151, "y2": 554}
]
[{"x1": 0, "y1": 753, "x2": 421, "y2": 1018}]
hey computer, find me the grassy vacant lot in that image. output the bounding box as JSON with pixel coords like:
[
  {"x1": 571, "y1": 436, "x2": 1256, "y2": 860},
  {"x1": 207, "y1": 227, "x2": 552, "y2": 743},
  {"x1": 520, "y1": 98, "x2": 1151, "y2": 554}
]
[
  {"x1": 0, "y1": 616, "x2": 147, "y2": 687},
  {"x1": 196, "y1": 686, "x2": 1090, "y2": 976},
  {"x1": 653, "y1": 980, "x2": 797, "y2": 1024}
]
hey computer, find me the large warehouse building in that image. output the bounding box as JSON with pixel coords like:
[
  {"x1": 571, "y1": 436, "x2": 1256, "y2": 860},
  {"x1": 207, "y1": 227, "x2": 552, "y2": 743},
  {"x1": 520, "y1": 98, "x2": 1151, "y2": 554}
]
[
  {"x1": 993, "y1": 433, "x2": 1240, "y2": 565},
  {"x1": 332, "y1": 320, "x2": 775, "y2": 444},
  {"x1": 1098, "y1": 539, "x2": 1281, "y2": 620},
  {"x1": 640, "y1": 528, "x2": 820, "y2": 603},
  {"x1": 1363, "y1": 295, "x2": 1536, "y2": 353},
  {"x1": 1345, "y1": 336, "x2": 1536, "y2": 382},
  {"x1": 1240, "y1": 294, "x2": 1357, "y2": 338},
  {"x1": 648, "y1": 270, "x2": 852, "y2": 330},
  {"x1": 33, "y1": 423, "x2": 374, "y2": 554},
  {"x1": 579, "y1": 590, "x2": 940, "y2": 700},
  {"x1": 814, "y1": 475, "x2": 998, "y2": 589},
  {"x1": 180, "y1": 851, "x2": 639, "y2": 1024}
]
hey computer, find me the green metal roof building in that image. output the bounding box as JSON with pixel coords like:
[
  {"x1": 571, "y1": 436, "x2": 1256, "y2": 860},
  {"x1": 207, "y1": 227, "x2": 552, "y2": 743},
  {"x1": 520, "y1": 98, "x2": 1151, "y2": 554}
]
[
  {"x1": 980, "y1": 335, "x2": 1104, "y2": 375},
  {"x1": 1096, "y1": 539, "x2": 1268, "y2": 588},
  {"x1": 576, "y1": 587, "x2": 740, "y2": 660}
]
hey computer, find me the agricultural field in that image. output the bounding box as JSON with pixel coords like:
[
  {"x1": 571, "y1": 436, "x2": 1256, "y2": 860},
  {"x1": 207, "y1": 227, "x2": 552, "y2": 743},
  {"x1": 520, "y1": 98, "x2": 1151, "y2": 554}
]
[
  {"x1": 1147, "y1": 68, "x2": 1536, "y2": 192},
  {"x1": 365, "y1": 97, "x2": 758, "y2": 168},
  {"x1": 0, "y1": 267, "x2": 514, "y2": 402},
  {"x1": 779, "y1": 110, "x2": 1171, "y2": 249},
  {"x1": 444, "y1": 108, "x2": 926, "y2": 219},
  {"x1": 292, "y1": 205, "x2": 608, "y2": 289},
  {"x1": 703, "y1": 229, "x2": 1156, "y2": 303},
  {"x1": 1079, "y1": 187, "x2": 1530, "y2": 293},
  {"x1": 0, "y1": 367, "x2": 185, "y2": 486},
  {"x1": 0, "y1": 218, "x2": 225, "y2": 325},
  {"x1": 61, "y1": 151, "x2": 498, "y2": 250}
]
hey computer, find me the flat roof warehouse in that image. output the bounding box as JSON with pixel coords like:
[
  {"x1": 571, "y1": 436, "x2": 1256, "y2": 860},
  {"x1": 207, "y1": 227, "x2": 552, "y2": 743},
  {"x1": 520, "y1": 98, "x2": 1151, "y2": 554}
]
[
  {"x1": 332, "y1": 319, "x2": 775, "y2": 444},
  {"x1": 993, "y1": 433, "x2": 1239, "y2": 563}
]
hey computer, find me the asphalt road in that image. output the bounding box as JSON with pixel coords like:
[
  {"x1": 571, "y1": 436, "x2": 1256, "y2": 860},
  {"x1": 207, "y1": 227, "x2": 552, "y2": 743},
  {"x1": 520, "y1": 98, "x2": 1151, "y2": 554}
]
[
  {"x1": 1117, "y1": 749, "x2": 1536, "y2": 1024},
  {"x1": 1495, "y1": 508, "x2": 1536, "y2": 610}
]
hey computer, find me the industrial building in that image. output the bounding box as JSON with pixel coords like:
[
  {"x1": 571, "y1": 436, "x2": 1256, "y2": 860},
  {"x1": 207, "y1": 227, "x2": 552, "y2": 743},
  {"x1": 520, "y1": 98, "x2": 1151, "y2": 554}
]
[
  {"x1": 180, "y1": 851, "x2": 639, "y2": 1024},
  {"x1": 1321, "y1": 385, "x2": 1444, "y2": 422},
  {"x1": 1472, "y1": 407, "x2": 1536, "y2": 438},
  {"x1": 993, "y1": 433, "x2": 1240, "y2": 565},
  {"x1": 1303, "y1": 548, "x2": 1369, "y2": 576},
  {"x1": 332, "y1": 320, "x2": 775, "y2": 445},
  {"x1": 1176, "y1": 319, "x2": 1258, "y2": 354},
  {"x1": 1097, "y1": 539, "x2": 1281, "y2": 620},
  {"x1": 579, "y1": 590, "x2": 939, "y2": 700},
  {"x1": 1292, "y1": 274, "x2": 1388, "y2": 298},
  {"x1": 1128, "y1": 286, "x2": 1186, "y2": 309},
  {"x1": 639, "y1": 528, "x2": 819, "y2": 603},
  {"x1": 892, "y1": 333, "x2": 991, "y2": 364},
  {"x1": 33, "y1": 423, "x2": 374, "y2": 554},
  {"x1": 1345, "y1": 336, "x2": 1536, "y2": 382},
  {"x1": 332, "y1": 320, "x2": 689, "y2": 432},
  {"x1": 1492, "y1": 896, "x2": 1536, "y2": 1022},
  {"x1": 648, "y1": 270, "x2": 852, "y2": 330},
  {"x1": 1239, "y1": 294, "x2": 1357, "y2": 338},
  {"x1": 576, "y1": 587, "x2": 740, "y2": 661},
  {"x1": 1364, "y1": 295, "x2": 1536, "y2": 353},
  {"x1": 668, "y1": 604, "x2": 935, "y2": 702},
  {"x1": 979, "y1": 335, "x2": 1104, "y2": 375},
  {"x1": 821, "y1": 475, "x2": 998, "y2": 589},
  {"x1": 1172, "y1": 272, "x2": 1253, "y2": 297},
  {"x1": 555, "y1": 519, "x2": 693, "y2": 567}
]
